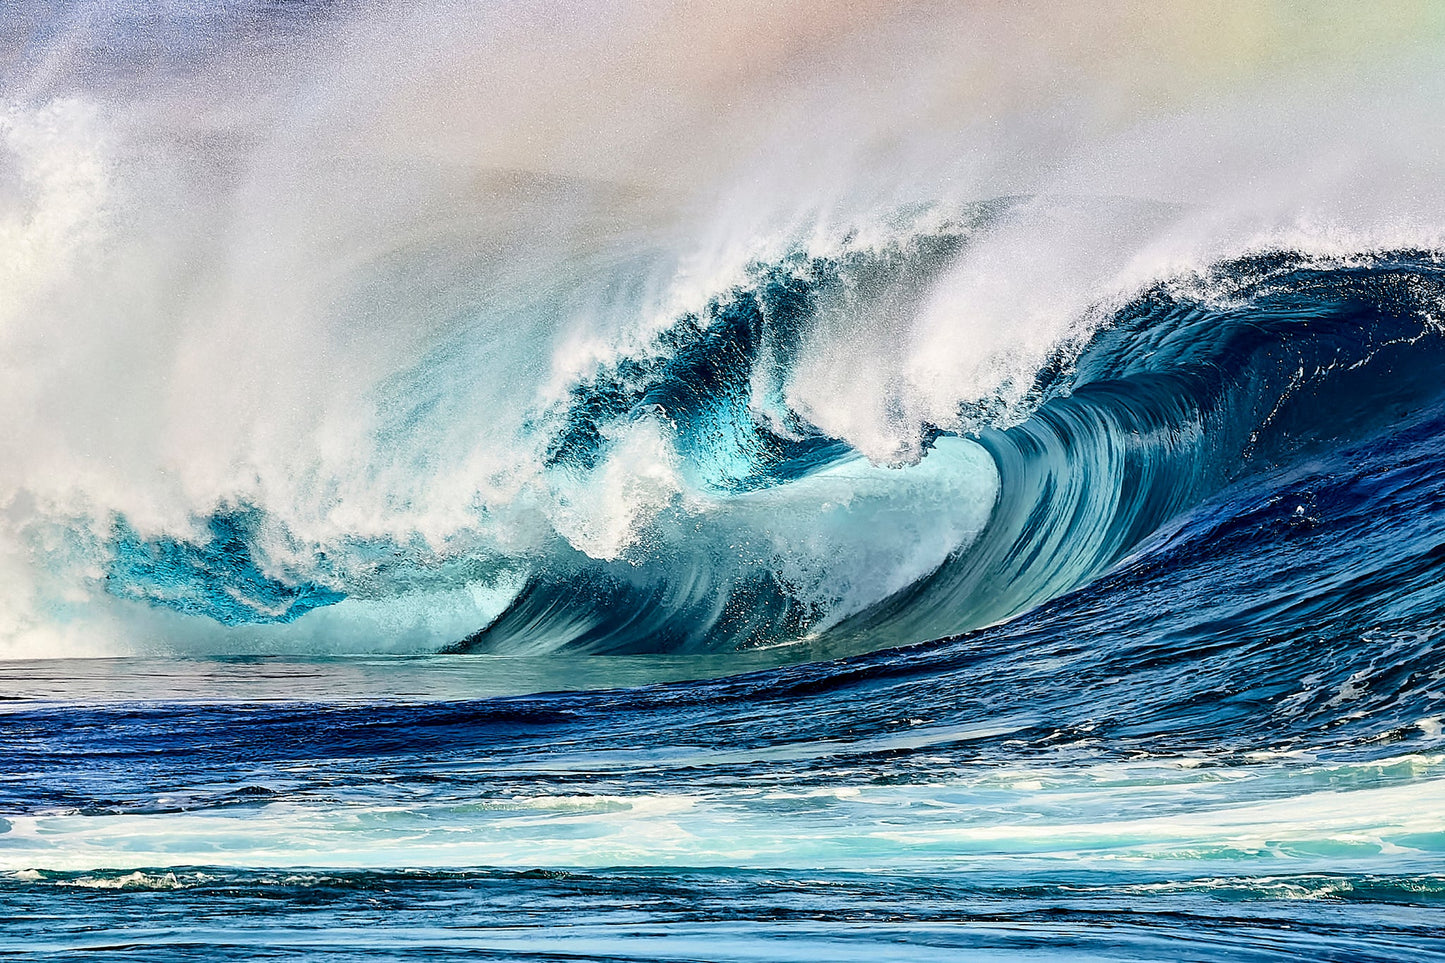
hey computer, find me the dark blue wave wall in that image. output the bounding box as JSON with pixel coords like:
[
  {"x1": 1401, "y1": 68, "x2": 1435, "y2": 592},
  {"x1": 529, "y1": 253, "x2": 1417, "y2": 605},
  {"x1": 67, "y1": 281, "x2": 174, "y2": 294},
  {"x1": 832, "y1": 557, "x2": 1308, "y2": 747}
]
[{"x1": 821, "y1": 251, "x2": 1445, "y2": 652}]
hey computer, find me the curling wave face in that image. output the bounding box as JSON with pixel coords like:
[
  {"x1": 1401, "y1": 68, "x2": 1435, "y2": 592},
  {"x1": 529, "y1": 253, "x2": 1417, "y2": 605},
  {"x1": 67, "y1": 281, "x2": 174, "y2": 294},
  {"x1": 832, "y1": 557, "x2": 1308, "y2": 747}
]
[{"x1": 39, "y1": 237, "x2": 1445, "y2": 660}]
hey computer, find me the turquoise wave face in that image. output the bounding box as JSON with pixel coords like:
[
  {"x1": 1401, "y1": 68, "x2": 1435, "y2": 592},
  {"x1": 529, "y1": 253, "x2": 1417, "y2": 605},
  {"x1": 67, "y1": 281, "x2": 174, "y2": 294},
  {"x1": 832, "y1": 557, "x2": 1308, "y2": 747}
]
[{"x1": 107, "y1": 510, "x2": 345, "y2": 625}]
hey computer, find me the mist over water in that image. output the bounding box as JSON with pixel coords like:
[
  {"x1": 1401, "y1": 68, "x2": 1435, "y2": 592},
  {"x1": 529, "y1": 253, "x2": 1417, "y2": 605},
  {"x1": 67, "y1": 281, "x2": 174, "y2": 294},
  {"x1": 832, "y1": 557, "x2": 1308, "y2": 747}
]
[{"x1": 3, "y1": 0, "x2": 1445, "y2": 658}]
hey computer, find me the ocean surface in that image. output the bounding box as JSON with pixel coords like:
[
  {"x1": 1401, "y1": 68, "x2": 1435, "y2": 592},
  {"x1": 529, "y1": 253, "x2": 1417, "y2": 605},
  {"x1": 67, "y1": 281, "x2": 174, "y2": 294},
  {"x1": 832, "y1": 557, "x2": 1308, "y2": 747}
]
[{"x1": 4, "y1": 2, "x2": 1445, "y2": 959}]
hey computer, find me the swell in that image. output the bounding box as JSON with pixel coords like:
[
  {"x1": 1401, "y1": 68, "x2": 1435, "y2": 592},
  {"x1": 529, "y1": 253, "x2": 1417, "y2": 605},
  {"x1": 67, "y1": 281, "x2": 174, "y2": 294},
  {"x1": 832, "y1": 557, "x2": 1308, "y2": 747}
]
[{"x1": 6, "y1": 868, "x2": 1443, "y2": 963}]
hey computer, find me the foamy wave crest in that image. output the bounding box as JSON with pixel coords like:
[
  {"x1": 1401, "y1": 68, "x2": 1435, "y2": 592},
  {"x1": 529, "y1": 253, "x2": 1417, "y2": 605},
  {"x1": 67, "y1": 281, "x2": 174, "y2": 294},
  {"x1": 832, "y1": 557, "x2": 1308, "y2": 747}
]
[{"x1": 5, "y1": 0, "x2": 1445, "y2": 657}]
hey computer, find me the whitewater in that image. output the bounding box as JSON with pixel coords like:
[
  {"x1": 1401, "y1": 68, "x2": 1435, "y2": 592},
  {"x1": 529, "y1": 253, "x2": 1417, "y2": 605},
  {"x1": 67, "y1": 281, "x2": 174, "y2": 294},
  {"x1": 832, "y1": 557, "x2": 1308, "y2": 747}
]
[{"x1": 3, "y1": 1, "x2": 1445, "y2": 960}]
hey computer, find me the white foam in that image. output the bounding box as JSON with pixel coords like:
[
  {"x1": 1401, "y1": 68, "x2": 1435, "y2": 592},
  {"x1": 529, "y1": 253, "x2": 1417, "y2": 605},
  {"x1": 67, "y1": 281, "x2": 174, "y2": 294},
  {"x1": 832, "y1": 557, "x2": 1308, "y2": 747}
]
[{"x1": 3, "y1": 754, "x2": 1441, "y2": 873}]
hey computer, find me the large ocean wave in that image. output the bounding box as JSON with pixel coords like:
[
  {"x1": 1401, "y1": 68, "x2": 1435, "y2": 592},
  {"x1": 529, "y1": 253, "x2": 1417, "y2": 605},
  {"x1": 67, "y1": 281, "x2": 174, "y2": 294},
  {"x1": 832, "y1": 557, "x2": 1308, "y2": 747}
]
[
  {"x1": 12, "y1": 220, "x2": 1445, "y2": 661},
  {"x1": 5, "y1": 1, "x2": 1445, "y2": 662},
  {"x1": 6, "y1": 3, "x2": 1445, "y2": 960}
]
